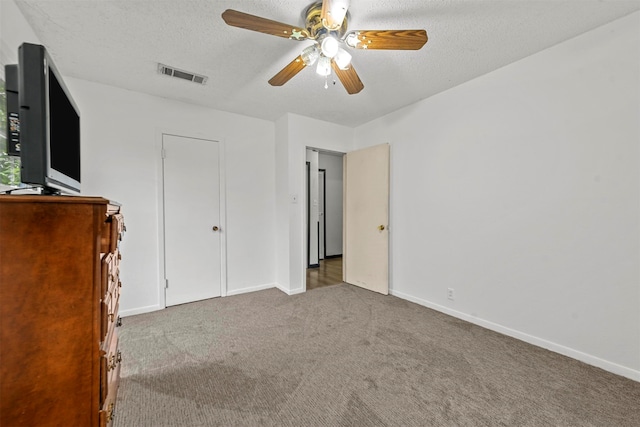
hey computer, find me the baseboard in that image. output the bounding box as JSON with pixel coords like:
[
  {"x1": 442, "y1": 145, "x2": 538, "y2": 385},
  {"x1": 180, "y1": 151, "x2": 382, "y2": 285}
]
[
  {"x1": 308, "y1": 264, "x2": 320, "y2": 269},
  {"x1": 120, "y1": 284, "x2": 279, "y2": 316},
  {"x1": 275, "y1": 284, "x2": 306, "y2": 296},
  {"x1": 390, "y1": 289, "x2": 640, "y2": 382},
  {"x1": 324, "y1": 254, "x2": 343, "y2": 259},
  {"x1": 120, "y1": 304, "x2": 163, "y2": 317},
  {"x1": 226, "y1": 283, "x2": 277, "y2": 297}
]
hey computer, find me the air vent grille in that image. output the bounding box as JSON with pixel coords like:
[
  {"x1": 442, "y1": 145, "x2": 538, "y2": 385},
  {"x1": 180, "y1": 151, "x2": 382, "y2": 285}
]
[{"x1": 158, "y1": 63, "x2": 208, "y2": 85}]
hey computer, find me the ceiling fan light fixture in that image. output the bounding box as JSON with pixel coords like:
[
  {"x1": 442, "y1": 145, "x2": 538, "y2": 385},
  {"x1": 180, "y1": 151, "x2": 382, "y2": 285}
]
[
  {"x1": 320, "y1": 36, "x2": 339, "y2": 58},
  {"x1": 334, "y1": 48, "x2": 352, "y2": 70},
  {"x1": 316, "y1": 55, "x2": 332, "y2": 76},
  {"x1": 301, "y1": 44, "x2": 320, "y2": 66}
]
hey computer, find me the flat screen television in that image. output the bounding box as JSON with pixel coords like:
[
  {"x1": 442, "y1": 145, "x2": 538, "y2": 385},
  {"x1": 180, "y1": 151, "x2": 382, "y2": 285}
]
[{"x1": 18, "y1": 42, "x2": 81, "y2": 194}]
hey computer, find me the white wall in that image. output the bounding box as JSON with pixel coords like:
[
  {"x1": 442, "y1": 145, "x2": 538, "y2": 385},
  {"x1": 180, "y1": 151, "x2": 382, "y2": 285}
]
[
  {"x1": 0, "y1": 0, "x2": 40, "y2": 67},
  {"x1": 318, "y1": 152, "x2": 344, "y2": 257},
  {"x1": 65, "y1": 78, "x2": 276, "y2": 315},
  {"x1": 354, "y1": 12, "x2": 640, "y2": 380},
  {"x1": 274, "y1": 115, "x2": 291, "y2": 290}
]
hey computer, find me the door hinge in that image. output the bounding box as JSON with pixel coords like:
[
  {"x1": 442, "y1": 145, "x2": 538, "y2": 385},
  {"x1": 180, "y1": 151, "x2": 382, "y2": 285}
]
[
  {"x1": 165, "y1": 279, "x2": 169, "y2": 289},
  {"x1": 161, "y1": 148, "x2": 167, "y2": 159}
]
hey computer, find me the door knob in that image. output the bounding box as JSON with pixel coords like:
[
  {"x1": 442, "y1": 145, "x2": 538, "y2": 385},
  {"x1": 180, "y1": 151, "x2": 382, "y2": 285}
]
[
  {"x1": 212, "y1": 226, "x2": 219, "y2": 232},
  {"x1": 378, "y1": 225, "x2": 385, "y2": 231}
]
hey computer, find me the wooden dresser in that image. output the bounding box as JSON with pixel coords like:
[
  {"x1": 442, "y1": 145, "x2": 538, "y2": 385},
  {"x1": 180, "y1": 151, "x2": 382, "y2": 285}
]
[{"x1": 0, "y1": 195, "x2": 125, "y2": 426}]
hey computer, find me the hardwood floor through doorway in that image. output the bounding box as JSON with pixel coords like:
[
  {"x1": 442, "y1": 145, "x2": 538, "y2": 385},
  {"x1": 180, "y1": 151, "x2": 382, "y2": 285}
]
[{"x1": 307, "y1": 257, "x2": 342, "y2": 290}]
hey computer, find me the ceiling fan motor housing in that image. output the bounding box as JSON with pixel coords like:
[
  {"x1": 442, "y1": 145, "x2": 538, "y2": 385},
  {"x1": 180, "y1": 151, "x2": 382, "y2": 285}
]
[{"x1": 305, "y1": 2, "x2": 348, "y2": 39}]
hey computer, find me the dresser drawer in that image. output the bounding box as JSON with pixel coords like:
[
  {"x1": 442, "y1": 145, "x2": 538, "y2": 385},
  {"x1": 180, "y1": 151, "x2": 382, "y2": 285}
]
[
  {"x1": 109, "y1": 278, "x2": 121, "y2": 310},
  {"x1": 110, "y1": 293, "x2": 120, "y2": 339},
  {"x1": 108, "y1": 339, "x2": 122, "y2": 387},
  {"x1": 102, "y1": 291, "x2": 121, "y2": 349},
  {"x1": 101, "y1": 213, "x2": 126, "y2": 254},
  {"x1": 100, "y1": 219, "x2": 112, "y2": 254},
  {"x1": 100, "y1": 329, "x2": 120, "y2": 405},
  {"x1": 100, "y1": 290, "x2": 115, "y2": 343},
  {"x1": 99, "y1": 360, "x2": 120, "y2": 427},
  {"x1": 109, "y1": 214, "x2": 126, "y2": 253},
  {"x1": 100, "y1": 253, "x2": 113, "y2": 298},
  {"x1": 113, "y1": 249, "x2": 121, "y2": 279},
  {"x1": 101, "y1": 251, "x2": 120, "y2": 297},
  {"x1": 113, "y1": 213, "x2": 125, "y2": 234}
]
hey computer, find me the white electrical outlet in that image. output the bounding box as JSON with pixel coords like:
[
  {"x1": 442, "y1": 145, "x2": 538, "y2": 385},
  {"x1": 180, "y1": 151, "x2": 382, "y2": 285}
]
[{"x1": 447, "y1": 288, "x2": 455, "y2": 300}]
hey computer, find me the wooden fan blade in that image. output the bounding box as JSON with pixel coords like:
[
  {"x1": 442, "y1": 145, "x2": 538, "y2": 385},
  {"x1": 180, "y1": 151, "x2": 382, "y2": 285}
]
[
  {"x1": 331, "y1": 61, "x2": 364, "y2": 95},
  {"x1": 347, "y1": 29, "x2": 428, "y2": 50},
  {"x1": 222, "y1": 9, "x2": 310, "y2": 40},
  {"x1": 269, "y1": 55, "x2": 307, "y2": 86},
  {"x1": 321, "y1": 0, "x2": 349, "y2": 30}
]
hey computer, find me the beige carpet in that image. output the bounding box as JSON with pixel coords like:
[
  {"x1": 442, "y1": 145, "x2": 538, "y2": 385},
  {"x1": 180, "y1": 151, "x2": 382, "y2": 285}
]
[{"x1": 114, "y1": 284, "x2": 640, "y2": 426}]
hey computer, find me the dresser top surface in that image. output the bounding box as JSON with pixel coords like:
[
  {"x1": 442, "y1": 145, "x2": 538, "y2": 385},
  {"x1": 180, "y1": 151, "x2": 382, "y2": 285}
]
[{"x1": 0, "y1": 194, "x2": 115, "y2": 206}]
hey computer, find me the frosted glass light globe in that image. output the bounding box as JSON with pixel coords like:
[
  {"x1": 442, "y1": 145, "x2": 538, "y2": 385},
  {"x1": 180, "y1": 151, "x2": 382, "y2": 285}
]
[{"x1": 320, "y1": 37, "x2": 339, "y2": 58}]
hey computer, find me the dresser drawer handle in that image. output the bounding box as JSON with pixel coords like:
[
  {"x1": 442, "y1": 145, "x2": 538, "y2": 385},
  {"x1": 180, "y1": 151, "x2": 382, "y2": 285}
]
[
  {"x1": 108, "y1": 355, "x2": 116, "y2": 371},
  {"x1": 107, "y1": 402, "x2": 115, "y2": 421},
  {"x1": 108, "y1": 351, "x2": 122, "y2": 371}
]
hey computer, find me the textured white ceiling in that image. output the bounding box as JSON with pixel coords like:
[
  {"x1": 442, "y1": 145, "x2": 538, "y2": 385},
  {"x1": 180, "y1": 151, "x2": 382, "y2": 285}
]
[{"x1": 12, "y1": 0, "x2": 640, "y2": 127}]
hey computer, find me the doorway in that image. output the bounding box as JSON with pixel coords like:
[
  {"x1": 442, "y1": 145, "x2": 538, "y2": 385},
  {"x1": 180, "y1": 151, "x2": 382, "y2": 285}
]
[
  {"x1": 305, "y1": 149, "x2": 344, "y2": 290},
  {"x1": 162, "y1": 134, "x2": 223, "y2": 306}
]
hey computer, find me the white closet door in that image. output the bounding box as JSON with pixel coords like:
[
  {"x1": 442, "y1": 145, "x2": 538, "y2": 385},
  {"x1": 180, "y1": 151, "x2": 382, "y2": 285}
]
[{"x1": 163, "y1": 134, "x2": 221, "y2": 306}]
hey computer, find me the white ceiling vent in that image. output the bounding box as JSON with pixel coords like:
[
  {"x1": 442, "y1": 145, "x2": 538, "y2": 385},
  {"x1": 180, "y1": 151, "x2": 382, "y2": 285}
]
[{"x1": 158, "y1": 63, "x2": 208, "y2": 85}]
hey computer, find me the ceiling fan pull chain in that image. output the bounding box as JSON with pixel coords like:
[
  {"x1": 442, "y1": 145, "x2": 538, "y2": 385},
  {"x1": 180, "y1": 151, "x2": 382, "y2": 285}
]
[{"x1": 324, "y1": 75, "x2": 329, "y2": 89}]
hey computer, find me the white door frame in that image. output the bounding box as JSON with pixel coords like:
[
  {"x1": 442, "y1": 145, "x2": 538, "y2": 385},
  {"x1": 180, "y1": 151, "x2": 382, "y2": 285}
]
[{"x1": 156, "y1": 130, "x2": 227, "y2": 309}]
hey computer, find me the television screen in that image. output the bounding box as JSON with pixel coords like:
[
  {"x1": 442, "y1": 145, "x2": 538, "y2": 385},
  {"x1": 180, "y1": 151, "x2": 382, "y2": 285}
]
[{"x1": 48, "y1": 65, "x2": 80, "y2": 183}]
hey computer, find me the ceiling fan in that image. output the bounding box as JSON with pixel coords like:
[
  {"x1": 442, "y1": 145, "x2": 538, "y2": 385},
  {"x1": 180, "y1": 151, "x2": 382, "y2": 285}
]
[{"x1": 221, "y1": 0, "x2": 428, "y2": 94}]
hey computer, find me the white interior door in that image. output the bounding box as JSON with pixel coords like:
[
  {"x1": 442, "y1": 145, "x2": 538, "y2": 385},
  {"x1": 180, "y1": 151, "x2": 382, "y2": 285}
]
[
  {"x1": 163, "y1": 134, "x2": 221, "y2": 306},
  {"x1": 344, "y1": 143, "x2": 389, "y2": 295}
]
